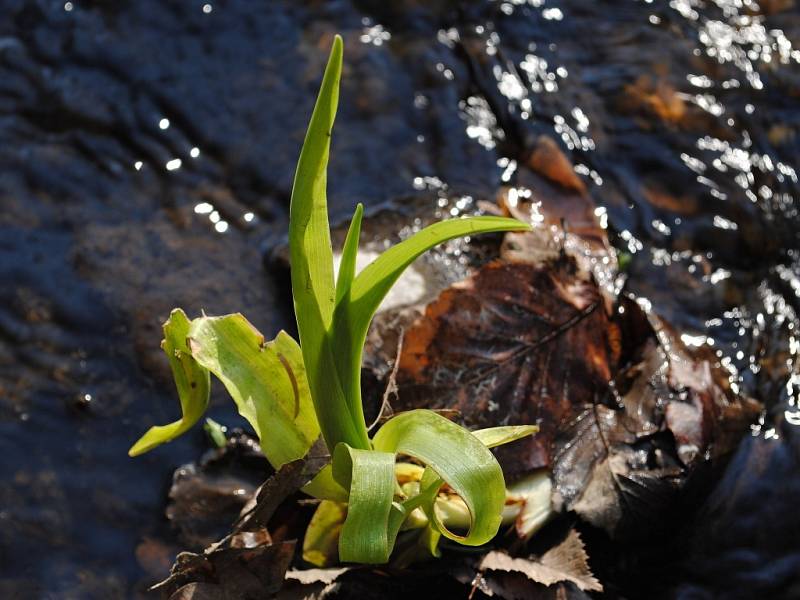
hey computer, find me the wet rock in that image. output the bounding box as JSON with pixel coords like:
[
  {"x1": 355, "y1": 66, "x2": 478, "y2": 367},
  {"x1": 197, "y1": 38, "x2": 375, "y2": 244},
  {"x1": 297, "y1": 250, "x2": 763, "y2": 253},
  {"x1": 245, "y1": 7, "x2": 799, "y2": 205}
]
[
  {"x1": 136, "y1": 537, "x2": 181, "y2": 582},
  {"x1": 674, "y1": 417, "x2": 800, "y2": 598}
]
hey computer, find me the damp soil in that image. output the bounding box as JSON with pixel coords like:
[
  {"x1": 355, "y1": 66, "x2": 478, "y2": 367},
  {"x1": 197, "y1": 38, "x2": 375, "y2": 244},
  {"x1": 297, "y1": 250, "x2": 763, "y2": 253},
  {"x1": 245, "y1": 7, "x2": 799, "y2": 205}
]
[{"x1": 1, "y1": 1, "x2": 799, "y2": 598}]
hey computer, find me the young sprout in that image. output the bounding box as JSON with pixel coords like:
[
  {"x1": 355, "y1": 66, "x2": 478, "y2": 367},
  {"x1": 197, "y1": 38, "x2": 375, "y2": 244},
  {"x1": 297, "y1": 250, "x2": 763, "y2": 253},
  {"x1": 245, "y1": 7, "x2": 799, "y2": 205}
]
[{"x1": 129, "y1": 35, "x2": 535, "y2": 565}]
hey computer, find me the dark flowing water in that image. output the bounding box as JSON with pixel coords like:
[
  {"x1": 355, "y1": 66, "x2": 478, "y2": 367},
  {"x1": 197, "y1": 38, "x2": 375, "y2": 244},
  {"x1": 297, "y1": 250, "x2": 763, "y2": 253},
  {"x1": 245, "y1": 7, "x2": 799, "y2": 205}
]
[{"x1": 1, "y1": 1, "x2": 798, "y2": 598}]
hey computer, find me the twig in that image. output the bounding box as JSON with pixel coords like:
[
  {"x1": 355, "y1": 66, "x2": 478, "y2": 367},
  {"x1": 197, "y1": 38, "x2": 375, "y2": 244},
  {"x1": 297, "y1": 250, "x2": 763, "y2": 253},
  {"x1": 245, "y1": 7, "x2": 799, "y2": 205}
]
[{"x1": 368, "y1": 329, "x2": 404, "y2": 432}]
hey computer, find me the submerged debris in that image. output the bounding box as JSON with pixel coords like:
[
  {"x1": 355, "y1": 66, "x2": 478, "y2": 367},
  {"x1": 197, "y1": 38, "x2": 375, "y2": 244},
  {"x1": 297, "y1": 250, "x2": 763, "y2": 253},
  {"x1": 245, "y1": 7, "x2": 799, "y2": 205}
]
[
  {"x1": 166, "y1": 432, "x2": 269, "y2": 549},
  {"x1": 156, "y1": 436, "x2": 328, "y2": 598},
  {"x1": 154, "y1": 541, "x2": 295, "y2": 599}
]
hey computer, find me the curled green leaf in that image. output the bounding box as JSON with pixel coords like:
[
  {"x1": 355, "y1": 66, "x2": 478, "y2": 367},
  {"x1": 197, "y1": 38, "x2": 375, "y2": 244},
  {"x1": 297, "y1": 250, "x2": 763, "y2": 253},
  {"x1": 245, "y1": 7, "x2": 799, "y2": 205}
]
[
  {"x1": 473, "y1": 424, "x2": 539, "y2": 449},
  {"x1": 332, "y1": 443, "x2": 397, "y2": 563},
  {"x1": 373, "y1": 409, "x2": 506, "y2": 546},
  {"x1": 130, "y1": 35, "x2": 537, "y2": 569},
  {"x1": 128, "y1": 309, "x2": 210, "y2": 457}
]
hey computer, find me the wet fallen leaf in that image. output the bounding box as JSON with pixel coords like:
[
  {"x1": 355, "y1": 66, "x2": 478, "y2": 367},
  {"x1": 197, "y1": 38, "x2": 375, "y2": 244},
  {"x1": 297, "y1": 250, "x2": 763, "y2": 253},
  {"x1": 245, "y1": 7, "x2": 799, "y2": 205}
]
[
  {"x1": 166, "y1": 464, "x2": 259, "y2": 549},
  {"x1": 396, "y1": 259, "x2": 615, "y2": 477},
  {"x1": 554, "y1": 301, "x2": 760, "y2": 535},
  {"x1": 168, "y1": 582, "x2": 221, "y2": 600},
  {"x1": 552, "y1": 402, "x2": 684, "y2": 537},
  {"x1": 751, "y1": 0, "x2": 796, "y2": 16},
  {"x1": 235, "y1": 440, "x2": 328, "y2": 534},
  {"x1": 642, "y1": 182, "x2": 700, "y2": 216},
  {"x1": 156, "y1": 433, "x2": 330, "y2": 598}
]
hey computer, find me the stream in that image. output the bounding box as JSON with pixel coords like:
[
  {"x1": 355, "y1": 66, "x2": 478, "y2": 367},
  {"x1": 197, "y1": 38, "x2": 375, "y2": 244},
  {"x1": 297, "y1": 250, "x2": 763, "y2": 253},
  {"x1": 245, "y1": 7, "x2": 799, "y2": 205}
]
[{"x1": 1, "y1": 0, "x2": 798, "y2": 597}]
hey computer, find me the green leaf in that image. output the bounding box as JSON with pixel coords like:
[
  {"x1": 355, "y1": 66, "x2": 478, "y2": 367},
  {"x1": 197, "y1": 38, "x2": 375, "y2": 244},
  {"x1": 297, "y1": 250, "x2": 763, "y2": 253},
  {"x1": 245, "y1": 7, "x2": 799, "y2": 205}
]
[
  {"x1": 302, "y1": 464, "x2": 349, "y2": 503},
  {"x1": 335, "y1": 203, "x2": 364, "y2": 306},
  {"x1": 204, "y1": 417, "x2": 228, "y2": 448},
  {"x1": 186, "y1": 314, "x2": 320, "y2": 468},
  {"x1": 472, "y1": 425, "x2": 538, "y2": 448},
  {"x1": 373, "y1": 409, "x2": 506, "y2": 546},
  {"x1": 288, "y1": 34, "x2": 370, "y2": 452},
  {"x1": 303, "y1": 499, "x2": 348, "y2": 567},
  {"x1": 129, "y1": 309, "x2": 210, "y2": 457},
  {"x1": 289, "y1": 35, "x2": 340, "y2": 334},
  {"x1": 332, "y1": 216, "x2": 531, "y2": 440},
  {"x1": 333, "y1": 443, "x2": 397, "y2": 563}
]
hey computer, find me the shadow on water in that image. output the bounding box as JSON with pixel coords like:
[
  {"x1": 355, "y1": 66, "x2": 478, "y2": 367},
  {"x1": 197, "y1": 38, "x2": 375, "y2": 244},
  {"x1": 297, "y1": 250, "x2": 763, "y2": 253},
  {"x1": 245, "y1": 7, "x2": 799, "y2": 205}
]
[{"x1": 0, "y1": 0, "x2": 798, "y2": 597}]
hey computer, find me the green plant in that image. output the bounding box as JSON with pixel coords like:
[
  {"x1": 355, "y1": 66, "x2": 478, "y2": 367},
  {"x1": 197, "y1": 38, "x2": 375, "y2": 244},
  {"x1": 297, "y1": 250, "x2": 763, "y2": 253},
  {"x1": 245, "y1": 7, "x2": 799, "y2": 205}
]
[{"x1": 129, "y1": 35, "x2": 535, "y2": 565}]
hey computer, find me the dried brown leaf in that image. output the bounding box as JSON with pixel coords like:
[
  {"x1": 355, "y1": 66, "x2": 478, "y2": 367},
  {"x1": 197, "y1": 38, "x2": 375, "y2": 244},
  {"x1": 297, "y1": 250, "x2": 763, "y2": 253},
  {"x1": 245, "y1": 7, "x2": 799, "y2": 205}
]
[
  {"x1": 169, "y1": 582, "x2": 223, "y2": 600},
  {"x1": 156, "y1": 541, "x2": 296, "y2": 599},
  {"x1": 525, "y1": 136, "x2": 587, "y2": 194},
  {"x1": 234, "y1": 438, "x2": 328, "y2": 534},
  {"x1": 480, "y1": 530, "x2": 602, "y2": 593}
]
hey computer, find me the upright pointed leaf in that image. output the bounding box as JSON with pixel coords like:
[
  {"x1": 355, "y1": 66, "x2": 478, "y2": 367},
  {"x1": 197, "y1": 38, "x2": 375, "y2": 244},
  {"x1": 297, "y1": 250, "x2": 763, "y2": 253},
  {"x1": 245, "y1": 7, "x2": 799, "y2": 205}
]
[
  {"x1": 186, "y1": 314, "x2": 320, "y2": 468},
  {"x1": 288, "y1": 35, "x2": 370, "y2": 451},
  {"x1": 335, "y1": 203, "x2": 364, "y2": 306},
  {"x1": 129, "y1": 309, "x2": 210, "y2": 456},
  {"x1": 316, "y1": 333, "x2": 371, "y2": 450},
  {"x1": 289, "y1": 35, "x2": 340, "y2": 333}
]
